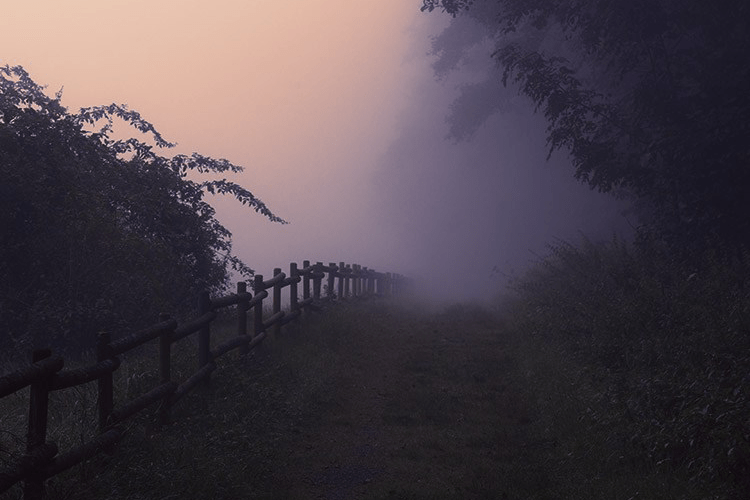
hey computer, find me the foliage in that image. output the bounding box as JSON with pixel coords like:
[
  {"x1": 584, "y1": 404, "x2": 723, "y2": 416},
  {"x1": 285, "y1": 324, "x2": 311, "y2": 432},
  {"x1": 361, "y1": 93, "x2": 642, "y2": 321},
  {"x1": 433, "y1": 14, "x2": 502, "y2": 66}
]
[
  {"x1": 6, "y1": 301, "x2": 548, "y2": 499},
  {"x1": 423, "y1": 0, "x2": 750, "y2": 250},
  {"x1": 423, "y1": 2, "x2": 750, "y2": 493},
  {"x1": 421, "y1": 0, "x2": 473, "y2": 15},
  {"x1": 503, "y1": 236, "x2": 750, "y2": 495},
  {"x1": 0, "y1": 65, "x2": 285, "y2": 354}
]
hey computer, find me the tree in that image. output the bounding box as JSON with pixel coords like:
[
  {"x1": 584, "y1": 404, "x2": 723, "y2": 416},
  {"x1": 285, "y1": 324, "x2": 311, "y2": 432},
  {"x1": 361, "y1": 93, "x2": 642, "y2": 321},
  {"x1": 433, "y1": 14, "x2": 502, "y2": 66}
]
[
  {"x1": 422, "y1": 0, "x2": 750, "y2": 250},
  {"x1": 0, "y1": 65, "x2": 285, "y2": 354}
]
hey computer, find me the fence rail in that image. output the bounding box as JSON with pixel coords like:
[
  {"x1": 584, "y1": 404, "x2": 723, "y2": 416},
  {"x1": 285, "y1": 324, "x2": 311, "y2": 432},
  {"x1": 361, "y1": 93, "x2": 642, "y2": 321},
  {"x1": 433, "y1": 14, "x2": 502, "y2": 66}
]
[{"x1": 0, "y1": 260, "x2": 407, "y2": 499}]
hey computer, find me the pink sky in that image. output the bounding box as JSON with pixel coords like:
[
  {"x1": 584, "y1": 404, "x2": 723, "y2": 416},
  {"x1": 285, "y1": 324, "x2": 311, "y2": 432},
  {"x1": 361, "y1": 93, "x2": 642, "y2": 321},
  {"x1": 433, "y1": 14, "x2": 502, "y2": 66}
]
[
  {"x1": 2, "y1": 1, "x2": 436, "y2": 279},
  {"x1": 2, "y1": 2, "x2": 628, "y2": 303}
]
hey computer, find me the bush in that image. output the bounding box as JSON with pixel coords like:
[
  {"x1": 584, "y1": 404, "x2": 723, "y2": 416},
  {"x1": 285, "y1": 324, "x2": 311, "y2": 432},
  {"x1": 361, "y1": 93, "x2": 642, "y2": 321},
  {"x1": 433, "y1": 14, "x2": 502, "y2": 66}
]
[
  {"x1": 0, "y1": 65, "x2": 285, "y2": 356},
  {"x1": 504, "y1": 235, "x2": 750, "y2": 493}
]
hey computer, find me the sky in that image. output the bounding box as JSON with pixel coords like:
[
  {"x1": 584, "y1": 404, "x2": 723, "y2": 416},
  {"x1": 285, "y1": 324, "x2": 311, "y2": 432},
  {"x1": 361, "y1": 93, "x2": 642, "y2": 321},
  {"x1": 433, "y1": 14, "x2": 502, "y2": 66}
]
[{"x1": 2, "y1": 1, "x2": 628, "y2": 304}]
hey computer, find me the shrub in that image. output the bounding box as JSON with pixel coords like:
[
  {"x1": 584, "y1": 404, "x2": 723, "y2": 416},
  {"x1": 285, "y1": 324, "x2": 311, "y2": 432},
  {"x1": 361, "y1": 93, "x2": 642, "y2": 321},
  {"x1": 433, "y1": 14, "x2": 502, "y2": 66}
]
[
  {"x1": 505, "y1": 235, "x2": 750, "y2": 493},
  {"x1": 0, "y1": 65, "x2": 285, "y2": 356}
]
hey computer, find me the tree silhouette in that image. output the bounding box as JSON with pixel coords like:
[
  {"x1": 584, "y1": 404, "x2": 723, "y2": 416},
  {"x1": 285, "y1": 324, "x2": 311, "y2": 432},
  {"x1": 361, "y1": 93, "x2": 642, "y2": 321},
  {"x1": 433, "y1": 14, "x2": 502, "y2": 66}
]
[
  {"x1": 424, "y1": 0, "x2": 750, "y2": 249},
  {"x1": 0, "y1": 65, "x2": 285, "y2": 353}
]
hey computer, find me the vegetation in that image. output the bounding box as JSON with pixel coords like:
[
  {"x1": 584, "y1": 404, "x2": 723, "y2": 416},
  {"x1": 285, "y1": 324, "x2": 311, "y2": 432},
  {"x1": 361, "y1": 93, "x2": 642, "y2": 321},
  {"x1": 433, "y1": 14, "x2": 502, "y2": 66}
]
[
  {"x1": 3, "y1": 300, "x2": 520, "y2": 499},
  {"x1": 2, "y1": 1, "x2": 748, "y2": 496},
  {"x1": 0, "y1": 65, "x2": 285, "y2": 355},
  {"x1": 420, "y1": 2, "x2": 750, "y2": 496},
  {"x1": 423, "y1": 0, "x2": 750, "y2": 249},
  {"x1": 501, "y1": 236, "x2": 750, "y2": 497},
  {"x1": 4, "y1": 292, "x2": 745, "y2": 499}
]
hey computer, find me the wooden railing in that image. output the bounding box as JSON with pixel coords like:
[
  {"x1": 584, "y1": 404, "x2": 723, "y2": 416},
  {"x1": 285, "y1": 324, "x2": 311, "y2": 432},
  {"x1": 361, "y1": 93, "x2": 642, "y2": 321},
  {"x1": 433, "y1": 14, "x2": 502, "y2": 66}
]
[{"x1": 0, "y1": 260, "x2": 406, "y2": 499}]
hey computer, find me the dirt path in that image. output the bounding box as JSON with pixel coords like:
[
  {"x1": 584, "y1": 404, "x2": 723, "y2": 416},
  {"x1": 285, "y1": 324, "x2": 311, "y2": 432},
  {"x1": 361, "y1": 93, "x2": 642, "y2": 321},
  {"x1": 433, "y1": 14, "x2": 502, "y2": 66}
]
[{"x1": 261, "y1": 302, "x2": 546, "y2": 499}]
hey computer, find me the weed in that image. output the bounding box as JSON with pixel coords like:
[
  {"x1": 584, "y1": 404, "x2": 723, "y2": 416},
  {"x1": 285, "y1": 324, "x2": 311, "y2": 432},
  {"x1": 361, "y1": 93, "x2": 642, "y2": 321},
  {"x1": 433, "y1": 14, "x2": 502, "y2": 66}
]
[{"x1": 502, "y1": 235, "x2": 750, "y2": 498}]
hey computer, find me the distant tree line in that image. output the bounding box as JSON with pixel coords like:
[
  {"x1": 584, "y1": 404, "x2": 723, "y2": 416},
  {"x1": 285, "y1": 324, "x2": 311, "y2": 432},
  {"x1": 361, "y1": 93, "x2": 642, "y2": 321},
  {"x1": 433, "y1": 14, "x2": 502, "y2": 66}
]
[
  {"x1": 0, "y1": 65, "x2": 285, "y2": 354},
  {"x1": 422, "y1": 0, "x2": 750, "y2": 251}
]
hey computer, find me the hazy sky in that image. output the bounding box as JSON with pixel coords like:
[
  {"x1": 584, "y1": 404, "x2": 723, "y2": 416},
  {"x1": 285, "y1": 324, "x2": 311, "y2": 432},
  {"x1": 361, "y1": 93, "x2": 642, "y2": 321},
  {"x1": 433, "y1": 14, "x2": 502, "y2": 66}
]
[{"x1": 2, "y1": 1, "x2": 627, "y2": 303}]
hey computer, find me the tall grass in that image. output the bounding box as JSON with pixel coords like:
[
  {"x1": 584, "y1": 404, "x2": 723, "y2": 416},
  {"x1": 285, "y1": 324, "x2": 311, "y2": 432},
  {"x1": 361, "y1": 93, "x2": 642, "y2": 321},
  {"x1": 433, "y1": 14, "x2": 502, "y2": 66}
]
[
  {"x1": 501, "y1": 235, "x2": 750, "y2": 498},
  {"x1": 4, "y1": 251, "x2": 749, "y2": 499}
]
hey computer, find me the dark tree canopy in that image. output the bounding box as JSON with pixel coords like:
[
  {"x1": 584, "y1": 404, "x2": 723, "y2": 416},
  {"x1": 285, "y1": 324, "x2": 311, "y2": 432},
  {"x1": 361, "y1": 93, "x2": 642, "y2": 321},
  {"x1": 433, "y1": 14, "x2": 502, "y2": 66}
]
[
  {"x1": 0, "y1": 65, "x2": 285, "y2": 354},
  {"x1": 423, "y1": 0, "x2": 750, "y2": 250}
]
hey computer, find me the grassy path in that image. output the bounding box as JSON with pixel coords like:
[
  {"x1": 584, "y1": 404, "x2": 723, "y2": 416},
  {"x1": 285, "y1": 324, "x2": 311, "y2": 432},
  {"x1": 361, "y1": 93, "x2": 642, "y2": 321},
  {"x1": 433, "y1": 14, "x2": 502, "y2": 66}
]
[
  {"x1": 265, "y1": 301, "x2": 543, "y2": 499},
  {"x1": 49, "y1": 300, "x2": 553, "y2": 500}
]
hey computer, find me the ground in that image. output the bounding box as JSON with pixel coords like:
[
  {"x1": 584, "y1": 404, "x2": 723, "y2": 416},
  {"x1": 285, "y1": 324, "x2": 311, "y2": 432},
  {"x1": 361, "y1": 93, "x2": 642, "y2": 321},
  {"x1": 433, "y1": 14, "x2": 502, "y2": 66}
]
[
  {"x1": 264, "y1": 302, "x2": 534, "y2": 499},
  {"x1": 41, "y1": 299, "x2": 552, "y2": 500}
]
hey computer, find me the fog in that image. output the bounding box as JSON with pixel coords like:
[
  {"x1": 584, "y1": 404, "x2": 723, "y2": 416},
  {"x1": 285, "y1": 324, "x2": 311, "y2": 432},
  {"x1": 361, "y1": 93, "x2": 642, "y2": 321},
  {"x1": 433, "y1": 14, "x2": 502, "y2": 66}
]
[
  {"x1": 212, "y1": 10, "x2": 630, "y2": 304},
  {"x1": 369, "y1": 16, "x2": 631, "y2": 303},
  {"x1": 2, "y1": 2, "x2": 629, "y2": 305}
]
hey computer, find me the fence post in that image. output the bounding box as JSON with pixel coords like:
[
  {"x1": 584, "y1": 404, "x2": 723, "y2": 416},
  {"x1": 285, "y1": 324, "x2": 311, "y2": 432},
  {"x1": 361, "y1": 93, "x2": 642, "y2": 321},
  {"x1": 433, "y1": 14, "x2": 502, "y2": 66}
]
[
  {"x1": 273, "y1": 268, "x2": 282, "y2": 336},
  {"x1": 363, "y1": 267, "x2": 370, "y2": 296},
  {"x1": 198, "y1": 291, "x2": 211, "y2": 385},
  {"x1": 302, "y1": 260, "x2": 311, "y2": 305},
  {"x1": 24, "y1": 349, "x2": 52, "y2": 500},
  {"x1": 313, "y1": 262, "x2": 323, "y2": 300},
  {"x1": 158, "y1": 313, "x2": 173, "y2": 425},
  {"x1": 290, "y1": 263, "x2": 299, "y2": 316},
  {"x1": 353, "y1": 264, "x2": 360, "y2": 297},
  {"x1": 253, "y1": 274, "x2": 264, "y2": 338},
  {"x1": 237, "y1": 282, "x2": 249, "y2": 355},
  {"x1": 344, "y1": 264, "x2": 351, "y2": 298},
  {"x1": 328, "y1": 262, "x2": 337, "y2": 300},
  {"x1": 338, "y1": 261, "x2": 345, "y2": 300}
]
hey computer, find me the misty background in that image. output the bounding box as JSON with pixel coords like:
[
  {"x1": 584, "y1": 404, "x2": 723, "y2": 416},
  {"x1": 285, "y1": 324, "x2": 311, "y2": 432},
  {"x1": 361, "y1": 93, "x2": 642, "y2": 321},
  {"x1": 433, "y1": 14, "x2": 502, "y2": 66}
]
[{"x1": 1, "y1": 1, "x2": 628, "y2": 304}]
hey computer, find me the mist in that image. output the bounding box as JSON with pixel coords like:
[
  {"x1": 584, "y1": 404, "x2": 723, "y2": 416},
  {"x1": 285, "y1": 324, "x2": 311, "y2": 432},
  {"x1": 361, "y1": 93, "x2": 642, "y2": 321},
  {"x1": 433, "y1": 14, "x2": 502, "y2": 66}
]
[
  {"x1": 1, "y1": 2, "x2": 630, "y2": 306},
  {"x1": 366, "y1": 14, "x2": 630, "y2": 304},
  {"x1": 208, "y1": 10, "x2": 630, "y2": 306}
]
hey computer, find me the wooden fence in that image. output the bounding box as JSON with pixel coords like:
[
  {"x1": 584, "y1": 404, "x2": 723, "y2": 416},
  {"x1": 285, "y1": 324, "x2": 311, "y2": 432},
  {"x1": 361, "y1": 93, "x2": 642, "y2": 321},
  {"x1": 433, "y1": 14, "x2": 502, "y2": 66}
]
[{"x1": 0, "y1": 260, "x2": 406, "y2": 499}]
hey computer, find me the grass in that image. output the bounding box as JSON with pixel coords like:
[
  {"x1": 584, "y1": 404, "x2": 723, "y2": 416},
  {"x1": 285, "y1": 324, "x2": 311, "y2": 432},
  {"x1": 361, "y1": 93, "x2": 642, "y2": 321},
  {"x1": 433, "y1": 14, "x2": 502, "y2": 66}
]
[
  {"x1": 2, "y1": 300, "x2": 537, "y2": 499},
  {"x1": 3, "y1": 239, "x2": 748, "y2": 499},
  {"x1": 499, "y1": 235, "x2": 750, "y2": 499}
]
